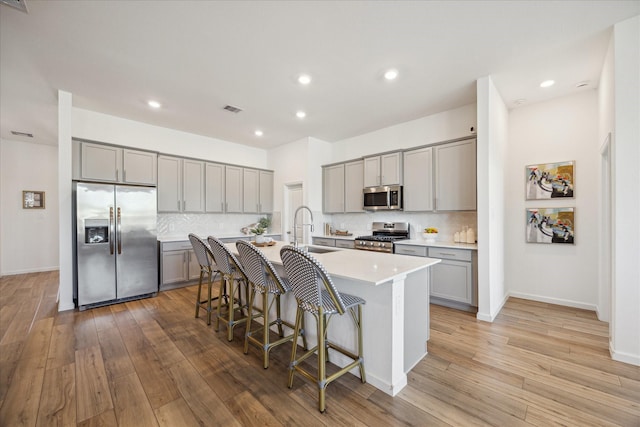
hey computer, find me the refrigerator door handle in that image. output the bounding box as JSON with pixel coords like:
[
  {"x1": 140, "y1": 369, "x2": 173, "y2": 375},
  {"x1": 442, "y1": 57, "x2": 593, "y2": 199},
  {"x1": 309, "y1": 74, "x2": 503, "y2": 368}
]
[
  {"x1": 117, "y1": 207, "x2": 122, "y2": 254},
  {"x1": 109, "y1": 207, "x2": 114, "y2": 255}
]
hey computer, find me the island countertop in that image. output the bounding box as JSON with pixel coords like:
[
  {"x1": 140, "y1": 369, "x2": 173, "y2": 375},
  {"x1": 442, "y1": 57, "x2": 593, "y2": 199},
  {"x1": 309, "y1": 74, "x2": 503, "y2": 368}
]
[{"x1": 226, "y1": 241, "x2": 440, "y2": 285}]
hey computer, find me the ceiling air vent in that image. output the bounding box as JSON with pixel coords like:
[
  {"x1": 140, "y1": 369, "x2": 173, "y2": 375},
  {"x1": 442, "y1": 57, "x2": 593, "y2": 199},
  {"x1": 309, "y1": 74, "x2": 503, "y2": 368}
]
[
  {"x1": 223, "y1": 105, "x2": 243, "y2": 114},
  {"x1": 0, "y1": 0, "x2": 28, "y2": 13},
  {"x1": 11, "y1": 131, "x2": 33, "y2": 137}
]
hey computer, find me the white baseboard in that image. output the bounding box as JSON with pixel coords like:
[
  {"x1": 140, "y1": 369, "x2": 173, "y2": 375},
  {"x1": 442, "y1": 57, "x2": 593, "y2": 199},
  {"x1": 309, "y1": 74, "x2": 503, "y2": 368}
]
[
  {"x1": 476, "y1": 292, "x2": 509, "y2": 323},
  {"x1": 610, "y1": 341, "x2": 640, "y2": 366},
  {"x1": 1, "y1": 266, "x2": 59, "y2": 276},
  {"x1": 508, "y1": 291, "x2": 598, "y2": 312}
]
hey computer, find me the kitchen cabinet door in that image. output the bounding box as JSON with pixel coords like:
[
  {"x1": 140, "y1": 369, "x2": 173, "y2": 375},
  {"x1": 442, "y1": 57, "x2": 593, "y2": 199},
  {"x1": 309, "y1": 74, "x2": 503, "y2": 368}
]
[
  {"x1": 363, "y1": 156, "x2": 381, "y2": 187},
  {"x1": 187, "y1": 250, "x2": 201, "y2": 281},
  {"x1": 344, "y1": 160, "x2": 364, "y2": 212},
  {"x1": 430, "y1": 260, "x2": 473, "y2": 304},
  {"x1": 323, "y1": 164, "x2": 345, "y2": 213},
  {"x1": 225, "y1": 166, "x2": 243, "y2": 213},
  {"x1": 243, "y1": 168, "x2": 260, "y2": 213},
  {"x1": 259, "y1": 170, "x2": 274, "y2": 213},
  {"x1": 403, "y1": 147, "x2": 433, "y2": 211},
  {"x1": 435, "y1": 139, "x2": 476, "y2": 211},
  {"x1": 157, "y1": 156, "x2": 182, "y2": 212},
  {"x1": 122, "y1": 149, "x2": 157, "y2": 185},
  {"x1": 81, "y1": 142, "x2": 121, "y2": 182},
  {"x1": 205, "y1": 162, "x2": 225, "y2": 213},
  {"x1": 364, "y1": 152, "x2": 402, "y2": 187},
  {"x1": 182, "y1": 159, "x2": 205, "y2": 212},
  {"x1": 161, "y1": 250, "x2": 188, "y2": 285}
]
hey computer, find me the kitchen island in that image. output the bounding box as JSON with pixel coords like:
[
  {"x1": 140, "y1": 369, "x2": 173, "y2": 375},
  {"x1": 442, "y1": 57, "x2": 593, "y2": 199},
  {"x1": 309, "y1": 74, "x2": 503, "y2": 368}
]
[{"x1": 226, "y1": 241, "x2": 440, "y2": 396}]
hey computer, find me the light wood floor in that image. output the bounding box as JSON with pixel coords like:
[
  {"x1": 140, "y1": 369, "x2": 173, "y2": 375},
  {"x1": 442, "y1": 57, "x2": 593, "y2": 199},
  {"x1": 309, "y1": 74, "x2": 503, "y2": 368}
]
[{"x1": 0, "y1": 271, "x2": 638, "y2": 426}]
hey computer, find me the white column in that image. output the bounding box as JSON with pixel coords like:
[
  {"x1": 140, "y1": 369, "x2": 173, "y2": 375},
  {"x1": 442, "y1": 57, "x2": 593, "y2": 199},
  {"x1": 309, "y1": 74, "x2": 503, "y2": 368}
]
[{"x1": 58, "y1": 90, "x2": 74, "y2": 311}]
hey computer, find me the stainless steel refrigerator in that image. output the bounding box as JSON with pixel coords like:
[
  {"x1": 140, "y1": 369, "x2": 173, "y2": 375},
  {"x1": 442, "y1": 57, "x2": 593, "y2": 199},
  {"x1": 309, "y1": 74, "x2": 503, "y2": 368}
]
[{"x1": 74, "y1": 182, "x2": 158, "y2": 309}]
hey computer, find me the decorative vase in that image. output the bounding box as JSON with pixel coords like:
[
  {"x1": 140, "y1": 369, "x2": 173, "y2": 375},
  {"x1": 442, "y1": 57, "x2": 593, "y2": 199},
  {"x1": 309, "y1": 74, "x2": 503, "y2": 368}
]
[
  {"x1": 255, "y1": 234, "x2": 266, "y2": 244},
  {"x1": 423, "y1": 232, "x2": 438, "y2": 242}
]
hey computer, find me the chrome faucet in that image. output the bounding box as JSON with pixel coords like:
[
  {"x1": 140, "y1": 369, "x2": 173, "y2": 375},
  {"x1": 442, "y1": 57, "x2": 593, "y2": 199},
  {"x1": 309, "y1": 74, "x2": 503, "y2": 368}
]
[{"x1": 293, "y1": 205, "x2": 314, "y2": 248}]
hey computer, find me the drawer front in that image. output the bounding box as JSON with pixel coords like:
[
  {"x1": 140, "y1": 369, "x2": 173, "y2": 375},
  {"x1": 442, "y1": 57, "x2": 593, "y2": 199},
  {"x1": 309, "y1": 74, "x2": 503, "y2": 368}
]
[
  {"x1": 162, "y1": 240, "x2": 192, "y2": 252},
  {"x1": 313, "y1": 237, "x2": 336, "y2": 247},
  {"x1": 394, "y1": 245, "x2": 428, "y2": 257},
  {"x1": 335, "y1": 239, "x2": 355, "y2": 249},
  {"x1": 428, "y1": 247, "x2": 472, "y2": 261}
]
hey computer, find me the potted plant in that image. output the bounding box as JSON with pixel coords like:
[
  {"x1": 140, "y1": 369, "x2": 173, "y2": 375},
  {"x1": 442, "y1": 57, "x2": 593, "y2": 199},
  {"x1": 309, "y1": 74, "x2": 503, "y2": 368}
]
[
  {"x1": 250, "y1": 216, "x2": 271, "y2": 243},
  {"x1": 423, "y1": 227, "x2": 438, "y2": 242}
]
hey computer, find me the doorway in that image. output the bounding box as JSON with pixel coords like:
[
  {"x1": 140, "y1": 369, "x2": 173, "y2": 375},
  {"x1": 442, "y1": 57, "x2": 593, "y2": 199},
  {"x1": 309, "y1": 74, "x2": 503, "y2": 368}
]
[{"x1": 600, "y1": 133, "x2": 613, "y2": 331}]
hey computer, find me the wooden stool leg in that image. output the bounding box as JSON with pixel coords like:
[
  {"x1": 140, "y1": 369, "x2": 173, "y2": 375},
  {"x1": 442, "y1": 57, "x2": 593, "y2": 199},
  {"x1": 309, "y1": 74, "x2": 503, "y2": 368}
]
[
  {"x1": 244, "y1": 286, "x2": 256, "y2": 354},
  {"x1": 288, "y1": 307, "x2": 303, "y2": 388},
  {"x1": 317, "y1": 309, "x2": 327, "y2": 413},
  {"x1": 195, "y1": 270, "x2": 204, "y2": 318},
  {"x1": 262, "y1": 292, "x2": 270, "y2": 369}
]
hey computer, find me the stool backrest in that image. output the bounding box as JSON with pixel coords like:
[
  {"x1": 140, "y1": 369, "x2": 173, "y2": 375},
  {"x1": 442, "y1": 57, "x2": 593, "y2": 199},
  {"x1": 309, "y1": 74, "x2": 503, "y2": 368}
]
[
  {"x1": 188, "y1": 233, "x2": 214, "y2": 268},
  {"x1": 236, "y1": 240, "x2": 287, "y2": 294},
  {"x1": 207, "y1": 236, "x2": 247, "y2": 278},
  {"x1": 279, "y1": 245, "x2": 346, "y2": 314}
]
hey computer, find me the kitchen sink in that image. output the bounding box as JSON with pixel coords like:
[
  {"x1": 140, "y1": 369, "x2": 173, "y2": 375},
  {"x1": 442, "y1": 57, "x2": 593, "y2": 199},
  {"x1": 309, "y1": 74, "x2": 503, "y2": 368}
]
[{"x1": 301, "y1": 245, "x2": 338, "y2": 254}]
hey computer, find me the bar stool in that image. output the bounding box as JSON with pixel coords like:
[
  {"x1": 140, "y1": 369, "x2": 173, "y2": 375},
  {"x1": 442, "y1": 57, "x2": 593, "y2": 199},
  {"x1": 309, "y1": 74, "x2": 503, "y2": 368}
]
[
  {"x1": 279, "y1": 245, "x2": 366, "y2": 413},
  {"x1": 188, "y1": 233, "x2": 222, "y2": 325},
  {"x1": 207, "y1": 236, "x2": 249, "y2": 341},
  {"x1": 236, "y1": 240, "x2": 306, "y2": 369}
]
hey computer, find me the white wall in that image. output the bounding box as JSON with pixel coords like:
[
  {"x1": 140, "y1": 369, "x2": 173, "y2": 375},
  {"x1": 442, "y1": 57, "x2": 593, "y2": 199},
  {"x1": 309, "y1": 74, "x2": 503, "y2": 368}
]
[
  {"x1": 0, "y1": 139, "x2": 59, "y2": 275},
  {"x1": 506, "y1": 91, "x2": 599, "y2": 310},
  {"x1": 330, "y1": 104, "x2": 477, "y2": 163},
  {"x1": 610, "y1": 15, "x2": 640, "y2": 366},
  {"x1": 72, "y1": 108, "x2": 268, "y2": 168},
  {"x1": 476, "y1": 76, "x2": 508, "y2": 322}
]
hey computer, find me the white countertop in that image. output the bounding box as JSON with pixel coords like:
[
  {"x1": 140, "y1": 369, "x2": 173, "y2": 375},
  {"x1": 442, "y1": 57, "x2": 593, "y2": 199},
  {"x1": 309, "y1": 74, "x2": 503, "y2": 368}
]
[
  {"x1": 158, "y1": 232, "x2": 281, "y2": 243},
  {"x1": 227, "y1": 241, "x2": 440, "y2": 286},
  {"x1": 313, "y1": 234, "x2": 358, "y2": 241},
  {"x1": 395, "y1": 239, "x2": 478, "y2": 250}
]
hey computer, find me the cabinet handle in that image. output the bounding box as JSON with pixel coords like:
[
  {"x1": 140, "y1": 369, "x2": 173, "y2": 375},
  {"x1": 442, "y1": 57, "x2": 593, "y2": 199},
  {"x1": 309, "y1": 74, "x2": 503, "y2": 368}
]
[
  {"x1": 221, "y1": 202, "x2": 224, "y2": 212},
  {"x1": 123, "y1": 169, "x2": 126, "y2": 182},
  {"x1": 183, "y1": 200, "x2": 186, "y2": 211},
  {"x1": 439, "y1": 252, "x2": 457, "y2": 257},
  {"x1": 177, "y1": 200, "x2": 180, "y2": 210},
  {"x1": 116, "y1": 169, "x2": 119, "y2": 181}
]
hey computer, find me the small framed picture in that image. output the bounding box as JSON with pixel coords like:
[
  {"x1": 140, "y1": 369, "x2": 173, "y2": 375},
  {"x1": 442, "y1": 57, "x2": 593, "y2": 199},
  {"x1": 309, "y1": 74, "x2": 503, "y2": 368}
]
[
  {"x1": 526, "y1": 207, "x2": 574, "y2": 244},
  {"x1": 23, "y1": 190, "x2": 45, "y2": 209},
  {"x1": 525, "y1": 161, "x2": 574, "y2": 200}
]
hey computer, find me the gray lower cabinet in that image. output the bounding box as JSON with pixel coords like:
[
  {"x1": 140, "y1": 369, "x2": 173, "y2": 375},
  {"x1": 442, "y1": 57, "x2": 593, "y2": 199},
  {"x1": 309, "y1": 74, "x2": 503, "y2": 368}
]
[
  {"x1": 312, "y1": 237, "x2": 355, "y2": 249},
  {"x1": 395, "y1": 244, "x2": 477, "y2": 311},
  {"x1": 159, "y1": 241, "x2": 201, "y2": 290}
]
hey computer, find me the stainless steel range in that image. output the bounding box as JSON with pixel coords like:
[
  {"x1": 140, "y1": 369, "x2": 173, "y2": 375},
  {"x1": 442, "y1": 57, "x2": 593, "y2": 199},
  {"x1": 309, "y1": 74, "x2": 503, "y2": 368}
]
[{"x1": 355, "y1": 222, "x2": 410, "y2": 253}]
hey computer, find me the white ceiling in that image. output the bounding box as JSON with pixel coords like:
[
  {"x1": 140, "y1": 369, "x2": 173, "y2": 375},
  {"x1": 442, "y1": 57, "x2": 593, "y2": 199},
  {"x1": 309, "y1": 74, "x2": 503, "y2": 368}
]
[{"x1": 1, "y1": 1, "x2": 638, "y2": 149}]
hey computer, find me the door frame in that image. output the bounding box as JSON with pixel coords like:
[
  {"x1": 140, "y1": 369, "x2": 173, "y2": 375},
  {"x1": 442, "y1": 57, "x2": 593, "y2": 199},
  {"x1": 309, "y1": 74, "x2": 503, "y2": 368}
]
[{"x1": 283, "y1": 182, "x2": 303, "y2": 244}]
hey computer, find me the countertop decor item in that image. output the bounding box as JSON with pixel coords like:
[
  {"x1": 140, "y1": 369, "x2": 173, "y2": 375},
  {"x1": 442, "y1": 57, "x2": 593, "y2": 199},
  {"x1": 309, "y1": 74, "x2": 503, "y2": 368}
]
[{"x1": 423, "y1": 227, "x2": 438, "y2": 242}]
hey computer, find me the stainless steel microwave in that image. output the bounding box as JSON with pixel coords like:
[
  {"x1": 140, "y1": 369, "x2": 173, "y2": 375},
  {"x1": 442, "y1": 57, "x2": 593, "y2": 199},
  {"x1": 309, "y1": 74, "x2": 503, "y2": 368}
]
[{"x1": 363, "y1": 185, "x2": 403, "y2": 211}]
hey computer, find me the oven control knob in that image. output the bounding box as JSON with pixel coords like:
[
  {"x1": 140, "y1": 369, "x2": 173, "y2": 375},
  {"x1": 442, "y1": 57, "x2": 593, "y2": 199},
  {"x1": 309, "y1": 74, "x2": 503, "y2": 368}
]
[{"x1": 369, "y1": 242, "x2": 374, "y2": 246}]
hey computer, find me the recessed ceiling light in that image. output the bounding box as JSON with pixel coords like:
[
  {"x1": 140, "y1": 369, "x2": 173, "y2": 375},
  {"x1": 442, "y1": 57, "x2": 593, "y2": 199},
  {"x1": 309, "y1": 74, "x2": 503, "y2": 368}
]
[
  {"x1": 148, "y1": 100, "x2": 161, "y2": 109},
  {"x1": 254, "y1": 130, "x2": 263, "y2": 137},
  {"x1": 384, "y1": 69, "x2": 398, "y2": 80},
  {"x1": 540, "y1": 80, "x2": 555, "y2": 88},
  {"x1": 298, "y1": 74, "x2": 311, "y2": 85},
  {"x1": 296, "y1": 111, "x2": 306, "y2": 119}
]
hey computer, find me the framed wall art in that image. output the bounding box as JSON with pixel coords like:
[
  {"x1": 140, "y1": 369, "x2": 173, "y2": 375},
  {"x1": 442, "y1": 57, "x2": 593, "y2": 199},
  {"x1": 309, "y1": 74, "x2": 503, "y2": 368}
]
[
  {"x1": 525, "y1": 161, "x2": 574, "y2": 200},
  {"x1": 23, "y1": 190, "x2": 45, "y2": 209},
  {"x1": 526, "y1": 207, "x2": 574, "y2": 244}
]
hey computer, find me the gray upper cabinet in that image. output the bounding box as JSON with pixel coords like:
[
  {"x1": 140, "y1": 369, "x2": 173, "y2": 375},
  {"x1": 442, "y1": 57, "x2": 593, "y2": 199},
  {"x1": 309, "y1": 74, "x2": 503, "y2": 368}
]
[
  {"x1": 182, "y1": 159, "x2": 205, "y2": 212},
  {"x1": 403, "y1": 147, "x2": 433, "y2": 211},
  {"x1": 79, "y1": 141, "x2": 157, "y2": 185},
  {"x1": 323, "y1": 164, "x2": 345, "y2": 213},
  {"x1": 205, "y1": 162, "x2": 225, "y2": 213},
  {"x1": 157, "y1": 156, "x2": 181, "y2": 212},
  {"x1": 243, "y1": 168, "x2": 260, "y2": 213},
  {"x1": 435, "y1": 139, "x2": 476, "y2": 211},
  {"x1": 363, "y1": 152, "x2": 402, "y2": 187},
  {"x1": 258, "y1": 170, "x2": 274, "y2": 213},
  {"x1": 344, "y1": 160, "x2": 364, "y2": 213},
  {"x1": 225, "y1": 166, "x2": 243, "y2": 213},
  {"x1": 157, "y1": 156, "x2": 204, "y2": 213}
]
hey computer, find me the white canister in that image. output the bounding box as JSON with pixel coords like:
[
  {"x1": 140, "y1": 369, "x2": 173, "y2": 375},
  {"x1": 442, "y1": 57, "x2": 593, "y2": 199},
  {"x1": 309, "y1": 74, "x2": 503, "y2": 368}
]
[{"x1": 466, "y1": 227, "x2": 475, "y2": 243}]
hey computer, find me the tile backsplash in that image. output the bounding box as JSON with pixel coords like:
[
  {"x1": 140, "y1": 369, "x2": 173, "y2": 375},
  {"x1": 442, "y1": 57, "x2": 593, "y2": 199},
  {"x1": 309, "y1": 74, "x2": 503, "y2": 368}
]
[
  {"x1": 158, "y1": 213, "x2": 279, "y2": 238},
  {"x1": 326, "y1": 211, "x2": 477, "y2": 242}
]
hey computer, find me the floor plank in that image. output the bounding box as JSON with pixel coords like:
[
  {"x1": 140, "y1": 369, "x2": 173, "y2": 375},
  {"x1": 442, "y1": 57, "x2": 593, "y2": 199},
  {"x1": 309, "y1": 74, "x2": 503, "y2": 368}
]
[{"x1": 1, "y1": 272, "x2": 639, "y2": 426}]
